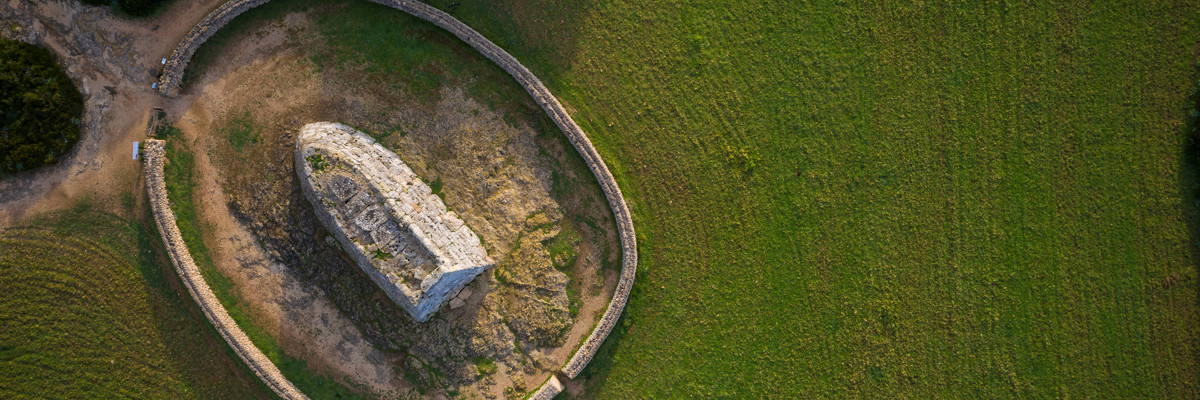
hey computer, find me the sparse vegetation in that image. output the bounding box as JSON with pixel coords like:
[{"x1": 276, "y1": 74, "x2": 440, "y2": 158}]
[
  {"x1": 160, "y1": 132, "x2": 370, "y2": 400},
  {"x1": 306, "y1": 154, "x2": 326, "y2": 171},
  {"x1": 0, "y1": 38, "x2": 83, "y2": 173},
  {"x1": 371, "y1": 249, "x2": 393, "y2": 260},
  {"x1": 428, "y1": 177, "x2": 444, "y2": 200},
  {"x1": 222, "y1": 111, "x2": 260, "y2": 152},
  {"x1": 472, "y1": 357, "x2": 497, "y2": 377}
]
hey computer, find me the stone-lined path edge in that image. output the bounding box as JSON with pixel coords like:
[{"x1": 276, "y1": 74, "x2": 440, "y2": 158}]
[{"x1": 151, "y1": 0, "x2": 638, "y2": 398}]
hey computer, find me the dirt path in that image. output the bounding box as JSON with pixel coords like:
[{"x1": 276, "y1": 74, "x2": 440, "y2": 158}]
[{"x1": 0, "y1": 0, "x2": 225, "y2": 228}]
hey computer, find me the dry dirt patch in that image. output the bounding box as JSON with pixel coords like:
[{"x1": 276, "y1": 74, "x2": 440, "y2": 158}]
[{"x1": 171, "y1": 8, "x2": 618, "y2": 398}]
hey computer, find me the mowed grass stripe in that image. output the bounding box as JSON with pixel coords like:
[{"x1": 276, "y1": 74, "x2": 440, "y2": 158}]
[
  {"x1": 0, "y1": 208, "x2": 273, "y2": 399},
  {"x1": 0, "y1": 233, "x2": 165, "y2": 393}
]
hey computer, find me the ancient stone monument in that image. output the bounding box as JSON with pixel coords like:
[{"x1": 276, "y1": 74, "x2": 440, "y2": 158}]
[{"x1": 295, "y1": 122, "x2": 492, "y2": 322}]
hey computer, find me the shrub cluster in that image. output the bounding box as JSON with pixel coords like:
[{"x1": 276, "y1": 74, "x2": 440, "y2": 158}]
[
  {"x1": 0, "y1": 39, "x2": 84, "y2": 173},
  {"x1": 77, "y1": 0, "x2": 169, "y2": 17}
]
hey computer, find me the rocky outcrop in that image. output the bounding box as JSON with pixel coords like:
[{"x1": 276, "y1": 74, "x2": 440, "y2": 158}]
[
  {"x1": 295, "y1": 122, "x2": 492, "y2": 322},
  {"x1": 156, "y1": 0, "x2": 639, "y2": 386},
  {"x1": 144, "y1": 139, "x2": 308, "y2": 400}
]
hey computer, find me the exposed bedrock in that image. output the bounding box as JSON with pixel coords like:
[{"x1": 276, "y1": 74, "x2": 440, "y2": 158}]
[{"x1": 295, "y1": 122, "x2": 493, "y2": 322}]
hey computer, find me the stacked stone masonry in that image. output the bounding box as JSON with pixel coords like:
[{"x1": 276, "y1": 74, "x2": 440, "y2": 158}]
[
  {"x1": 143, "y1": 140, "x2": 309, "y2": 400},
  {"x1": 529, "y1": 376, "x2": 564, "y2": 400},
  {"x1": 295, "y1": 122, "x2": 492, "y2": 322},
  {"x1": 155, "y1": 0, "x2": 638, "y2": 390},
  {"x1": 156, "y1": 0, "x2": 269, "y2": 96}
]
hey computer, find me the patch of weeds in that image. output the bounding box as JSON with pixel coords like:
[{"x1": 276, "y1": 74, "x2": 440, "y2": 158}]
[
  {"x1": 222, "y1": 111, "x2": 260, "y2": 152},
  {"x1": 390, "y1": 123, "x2": 408, "y2": 138},
  {"x1": 155, "y1": 124, "x2": 183, "y2": 139},
  {"x1": 371, "y1": 249, "x2": 393, "y2": 260},
  {"x1": 472, "y1": 357, "x2": 497, "y2": 377},
  {"x1": 358, "y1": 125, "x2": 392, "y2": 143},
  {"x1": 429, "y1": 177, "x2": 445, "y2": 201},
  {"x1": 542, "y1": 224, "x2": 579, "y2": 271},
  {"x1": 492, "y1": 263, "x2": 511, "y2": 285},
  {"x1": 565, "y1": 283, "x2": 582, "y2": 317},
  {"x1": 306, "y1": 154, "x2": 326, "y2": 171}
]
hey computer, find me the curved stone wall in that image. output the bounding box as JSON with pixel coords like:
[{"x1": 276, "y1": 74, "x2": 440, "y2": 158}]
[
  {"x1": 144, "y1": 140, "x2": 309, "y2": 400},
  {"x1": 155, "y1": 0, "x2": 638, "y2": 387},
  {"x1": 529, "y1": 376, "x2": 564, "y2": 400},
  {"x1": 156, "y1": 0, "x2": 269, "y2": 96}
]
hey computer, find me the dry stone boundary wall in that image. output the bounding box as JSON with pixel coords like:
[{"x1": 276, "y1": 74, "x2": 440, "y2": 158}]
[
  {"x1": 155, "y1": 0, "x2": 638, "y2": 389},
  {"x1": 156, "y1": 0, "x2": 269, "y2": 96},
  {"x1": 144, "y1": 140, "x2": 309, "y2": 400}
]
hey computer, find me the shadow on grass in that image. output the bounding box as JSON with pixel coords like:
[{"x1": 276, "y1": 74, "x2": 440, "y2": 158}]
[
  {"x1": 1180, "y1": 61, "x2": 1200, "y2": 368},
  {"x1": 574, "y1": 266, "x2": 647, "y2": 398}
]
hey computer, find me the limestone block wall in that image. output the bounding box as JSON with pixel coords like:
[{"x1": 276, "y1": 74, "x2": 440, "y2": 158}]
[
  {"x1": 144, "y1": 140, "x2": 309, "y2": 400},
  {"x1": 295, "y1": 122, "x2": 493, "y2": 322},
  {"x1": 528, "y1": 376, "x2": 564, "y2": 400},
  {"x1": 155, "y1": 0, "x2": 639, "y2": 388}
]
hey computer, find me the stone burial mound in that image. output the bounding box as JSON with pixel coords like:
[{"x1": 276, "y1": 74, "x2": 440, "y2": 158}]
[{"x1": 295, "y1": 122, "x2": 492, "y2": 322}]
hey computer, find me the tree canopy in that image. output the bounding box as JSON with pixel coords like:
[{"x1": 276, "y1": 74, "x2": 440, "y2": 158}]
[
  {"x1": 0, "y1": 38, "x2": 84, "y2": 173},
  {"x1": 77, "y1": 0, "x2": 169, "y2": 17}
]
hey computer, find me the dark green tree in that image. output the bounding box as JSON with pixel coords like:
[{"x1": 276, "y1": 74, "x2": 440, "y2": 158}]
[
  {"x1": 116, "y1": 0, "x2": 167, "y2": 17},
  {"x1": 0, "y1": 38, "x2": 84, "y2": 173}
]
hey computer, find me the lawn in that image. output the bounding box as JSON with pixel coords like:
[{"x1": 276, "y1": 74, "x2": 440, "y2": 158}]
[
  {"x1": 0, "y1": 203, "x2": 272, "y2": 399},
  {"x1": 432, "y1": 0, "x2": 1200, "y2": 398},
  {"x1": 176, "y1": 0, "x2": 1199, "y2": 398}
]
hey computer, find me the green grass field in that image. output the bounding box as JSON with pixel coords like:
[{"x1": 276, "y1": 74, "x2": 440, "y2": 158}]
[
  {"x1": 178, "y1": 0, "x2": 1199, "y2": 397},
  {"x1": 434, "y1": 0, "x2": 1200, "y2": 398},
  {"x1": 0, "y1": 204, "x2": 271, "y2": 398}
]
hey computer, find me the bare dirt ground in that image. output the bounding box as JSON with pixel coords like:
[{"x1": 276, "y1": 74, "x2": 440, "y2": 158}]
[{"x1": 0, "y1": 0, "x2": 230, "y2": 227}]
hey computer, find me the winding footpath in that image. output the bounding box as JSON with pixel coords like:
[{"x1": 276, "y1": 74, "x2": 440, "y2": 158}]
[{"x1": 151, "y1": 0, "x2": 638, "y2": 397}]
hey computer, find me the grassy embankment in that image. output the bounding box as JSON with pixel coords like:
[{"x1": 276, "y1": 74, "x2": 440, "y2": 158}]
[
  {"x1": 157, "y1": 127, "x2": 369, "y2": 399},
  {"x1": 0, "y1": 203, "x2": 271, "y2": 398},
  {"x1": 438, "y1": 0, "x2": 1200, "y2": 398}
]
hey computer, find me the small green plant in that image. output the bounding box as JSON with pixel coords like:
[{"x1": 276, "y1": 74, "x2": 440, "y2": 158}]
[
  {"x1": 429, "y1": 177, "x2": 445, "y2": 200},
  {"x1": 371, "y1": 249, "x2": 393, "y2": 260},
  {"x1": 472, "y1": 357, "x2": 497, "y2": 377},
  {"x1": 306, "y1": 154, "x2": 325, "y2": 171}
]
